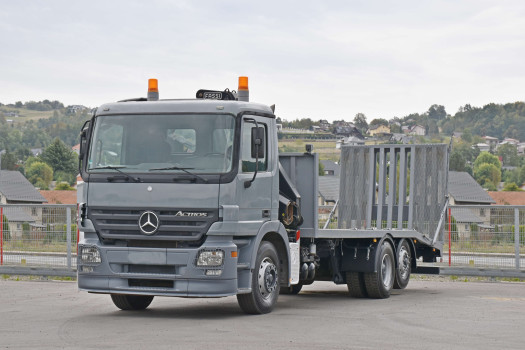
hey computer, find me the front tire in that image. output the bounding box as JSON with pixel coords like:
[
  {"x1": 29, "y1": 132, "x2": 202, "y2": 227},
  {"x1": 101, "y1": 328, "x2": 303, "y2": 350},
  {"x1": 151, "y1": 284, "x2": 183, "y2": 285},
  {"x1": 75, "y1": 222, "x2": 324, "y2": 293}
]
[
  {"x1": 364, "y1": 242, "x2": 395, "y2": 299},
  {"x1": 237, "y1": 241, "x2": 280, "y2": 314},
  {"x1": 393, "y1": 239, "x2": 411, "y2": 289},
  {"x1": 110, "y1": 294, "x2": 154, "y2": 310}
]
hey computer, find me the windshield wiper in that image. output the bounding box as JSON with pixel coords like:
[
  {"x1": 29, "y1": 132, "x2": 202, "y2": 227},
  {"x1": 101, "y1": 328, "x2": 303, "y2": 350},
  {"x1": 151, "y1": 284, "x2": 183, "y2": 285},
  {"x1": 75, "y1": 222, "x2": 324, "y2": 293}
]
[
  {"x1": 90, "y1": 166, "x2": 141, "y2": 183},
  {"x1": 149, "y1": 166, "x2": 208, "y2": 183}
]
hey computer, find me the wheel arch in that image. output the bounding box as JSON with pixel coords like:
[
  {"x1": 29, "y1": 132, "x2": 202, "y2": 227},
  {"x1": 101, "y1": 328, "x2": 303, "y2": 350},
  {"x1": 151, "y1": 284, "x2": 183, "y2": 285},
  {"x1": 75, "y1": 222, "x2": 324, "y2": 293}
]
[{"x1": 250, "y1": 221, "x2": 290, "y2": 287}]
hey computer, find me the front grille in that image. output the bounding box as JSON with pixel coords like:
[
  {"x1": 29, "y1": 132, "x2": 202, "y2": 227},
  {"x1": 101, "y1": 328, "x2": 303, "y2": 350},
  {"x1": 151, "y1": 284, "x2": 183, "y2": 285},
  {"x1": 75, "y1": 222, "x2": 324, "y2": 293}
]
[{"x1": 88, "y1": 207, "x2": 218, "y2": 242}]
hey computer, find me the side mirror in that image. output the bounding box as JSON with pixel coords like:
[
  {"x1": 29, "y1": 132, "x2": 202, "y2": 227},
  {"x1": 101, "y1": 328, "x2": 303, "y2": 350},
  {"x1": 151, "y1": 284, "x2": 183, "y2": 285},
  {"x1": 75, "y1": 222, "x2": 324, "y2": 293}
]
[
  {"x1": 251, "y1": 127, "x2": 265, "y2": 158},
  {"x1": 78, "y1": 121, "x2": 90, "y2": 172}
]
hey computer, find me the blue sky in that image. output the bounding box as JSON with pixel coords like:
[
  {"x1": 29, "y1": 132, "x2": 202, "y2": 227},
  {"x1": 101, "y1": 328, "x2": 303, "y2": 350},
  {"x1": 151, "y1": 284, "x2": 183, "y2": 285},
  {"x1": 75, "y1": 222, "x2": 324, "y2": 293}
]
[{"x1": 1, "y1": 0, "x2": 524, "y2": 122}]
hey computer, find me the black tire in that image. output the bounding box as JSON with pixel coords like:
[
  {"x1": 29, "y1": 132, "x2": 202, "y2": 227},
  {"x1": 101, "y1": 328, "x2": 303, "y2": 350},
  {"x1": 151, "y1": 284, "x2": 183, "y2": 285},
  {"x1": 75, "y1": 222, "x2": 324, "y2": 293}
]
[
  {"x1": 346, "y1": 271, "x2": 367, "y2": 298},
  {"x1": 364, "y1": 242, "x2": 395, "y2": 299},
  {"x1": 237, "y1": 241, "x2": 280, "y2": 314},
  {"x1": 280, "y1": 283, "x2": 303, "y2": 295},
  {"x1": 393, "y1": 239, "x2": 411, "y2": 290},
  {"x1": 110, "y1": 294, "x2": 154, "y2": 310}
]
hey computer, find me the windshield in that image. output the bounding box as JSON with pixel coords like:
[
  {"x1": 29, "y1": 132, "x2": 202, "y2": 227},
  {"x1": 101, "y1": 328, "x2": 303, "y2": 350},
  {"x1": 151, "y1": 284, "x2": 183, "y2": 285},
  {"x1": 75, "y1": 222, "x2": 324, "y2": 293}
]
[{"x1": 87, "y1": 114, "x2": 235, "y2": 173}]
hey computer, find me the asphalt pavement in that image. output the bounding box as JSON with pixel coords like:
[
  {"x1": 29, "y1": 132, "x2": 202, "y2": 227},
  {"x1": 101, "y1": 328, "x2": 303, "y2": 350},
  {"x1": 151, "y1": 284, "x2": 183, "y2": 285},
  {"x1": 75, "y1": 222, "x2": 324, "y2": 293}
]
[{"x1": 0, "y1": 278, "x2": 524, "y2": 349}]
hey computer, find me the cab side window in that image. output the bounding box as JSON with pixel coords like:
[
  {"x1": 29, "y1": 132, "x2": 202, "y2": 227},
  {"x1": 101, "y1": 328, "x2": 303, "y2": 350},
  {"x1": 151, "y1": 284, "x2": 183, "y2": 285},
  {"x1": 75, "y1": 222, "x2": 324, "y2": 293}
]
[{"x1": 242, "y1": 123, "x2": 267, "y2": 172}]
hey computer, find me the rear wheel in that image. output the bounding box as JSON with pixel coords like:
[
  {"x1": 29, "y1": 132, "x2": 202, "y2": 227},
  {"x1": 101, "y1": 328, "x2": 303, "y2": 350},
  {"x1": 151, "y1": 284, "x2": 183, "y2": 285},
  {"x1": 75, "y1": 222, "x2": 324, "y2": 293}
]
[
  {"x1": 237, "y1": 241, "x2": 280, "y2": 314},
  {"x1": 110, "y1": 294, "x2": 154, "y2": 310},
  {"x1": 346, "y1": 271, "x2": 367, "y2": 298},
  {"x1": 364, "y1": 242, "x2": 395, "y2": 299},
  {"x1": 393, "y1": 239, "x2": 411, "y2": 289}
]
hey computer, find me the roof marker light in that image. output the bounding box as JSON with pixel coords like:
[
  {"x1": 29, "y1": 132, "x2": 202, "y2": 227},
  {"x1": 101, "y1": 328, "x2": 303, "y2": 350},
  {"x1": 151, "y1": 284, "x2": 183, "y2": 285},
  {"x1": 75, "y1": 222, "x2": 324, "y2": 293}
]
[
  {"x1": 148, "y1": 79, "x2": 158, "y2": 92},
  {"x1": 238, "y1": 76, "x2": 248, "y2": 91},
  {"x1": 237, "y1": 76, "x2": 249, "y2": 102},
  {"x1": 147, "y1": 78, "x2": 159, "y2": 101}
]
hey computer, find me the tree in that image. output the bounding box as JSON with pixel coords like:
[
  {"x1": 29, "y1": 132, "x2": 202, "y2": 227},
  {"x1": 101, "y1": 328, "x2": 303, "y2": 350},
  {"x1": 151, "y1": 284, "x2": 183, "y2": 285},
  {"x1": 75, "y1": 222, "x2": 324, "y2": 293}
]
[
  {"x1": 55, "y1": 182, "x2": 75, "y2": 190},
  {"x1": 353, "y1": 113, "x2": 368, "y2": 133},
  {"x1": 40, "y1": 138, "x2": 77, "y2": 178},
  {"x1": 26, "y1": 161, "x2": 53, "y2": 189},
  {"x1": 461, "y1": 129, "x2": 473, "y2": 143},
  {"x1": 502, "y1": 183, "x2": 522, "y2": 191},
  {"x1": 497, "y1": 144, "x2": 519, "y2": 166},
  {"x1": 0, "y1": 150, "x2": 17, "y2": 170},
  {"x1": 474, "y1": 163, "x2": 501, "y2": 188},
  {"x1": 473, "y1": 152, "x2": 501, "y2": 172},
  {"x1": 369, "y1": 118, "x2": 389, "y2": 127},
  {"x1": 319, "y1": 161, "x2": 325, "y2": 176},
  {"x1": 449, "y1": 151, "x2": 466, "y2": 172},
  {"x1": 427, "y1": 104, "x2": 447, "y2": 121}
]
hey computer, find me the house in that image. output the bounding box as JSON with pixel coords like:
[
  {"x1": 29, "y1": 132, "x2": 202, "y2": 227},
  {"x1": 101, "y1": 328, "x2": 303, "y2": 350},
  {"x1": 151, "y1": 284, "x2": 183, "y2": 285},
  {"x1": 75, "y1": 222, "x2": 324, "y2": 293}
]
[
  {"x1": 336, "y1": 136, "x2": 365, "y2": 148},
  {"x1": 452, "y1": 132, "x2": 463, "y2": 139},
  {"x1": 474, "y1": 143, "x2": 490, "y2": 152},
  {"x1": 318, "y1": 176, "x2": 339, "y2": 206},
  {"x1": 30, "y1": 148, "x2": 42, "y2": 157},
  {"x1": 0, "y1": 170, "x2": 47, "y2": 205},
  {"x1": 0, "y1": 170, "x2": 47, "y2": 238},
  {"x1": 408, "y1": 125, "x2": 425, "y2": 136},
  {"x1": 501, "y1": 138, "x2": 520, "y2": 146},
  {"x1": 488, "y1": 191, "x2": 525, "y2": 205},
  {"x1": 67, "y1": 105, "x2": 87, "y2": 114},
  {"x1": 318, "y1": 119, "x2": 331, "y2": 131},
  {"x1": 448, "y1": 171, "x2": 495, "y2": 237},
  {"x1": 368, "y1": 124, "x2": 390, "y2": 136},
  {"x1": 39, "y1": 190, "x2": 77, "y2": 205},
  {"x1": 72, "y1": 144, "x2": 81, "y2": 155},
  {"x1": 391, "y1": 133, "x2": 413, "y2": 144},
  {"x1": 518, "y1": 143, "x2": 525, "y2": 155},
  {"x1": 482, "y1": 136, "x2": 499, "y2": 149},
  {"x1": 448, "y1": 171, "x2": 495, "y2": 206},
  {"x1": 320, "y1": 160, "x2": 340, "y2": 176}
]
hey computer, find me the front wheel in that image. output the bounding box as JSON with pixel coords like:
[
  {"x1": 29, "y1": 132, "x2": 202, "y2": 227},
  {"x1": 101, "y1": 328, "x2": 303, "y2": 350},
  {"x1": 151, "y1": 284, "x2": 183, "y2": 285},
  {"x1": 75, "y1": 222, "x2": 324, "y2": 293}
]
[
  {"x1": 237, "y1": 241, "x2": 280, "y2": 314},
  {"x1": 110, "y1": 294, "x2": 154, "y2": 310},
  {"x1": 364, "y1": 242, "x2": 395, "y2": 299}
]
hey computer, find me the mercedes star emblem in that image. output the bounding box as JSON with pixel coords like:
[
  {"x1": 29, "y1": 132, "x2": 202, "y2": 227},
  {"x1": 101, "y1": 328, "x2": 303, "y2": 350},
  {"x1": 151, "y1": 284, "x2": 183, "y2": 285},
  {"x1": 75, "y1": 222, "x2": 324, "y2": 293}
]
[{"x1": 138, "y1": 211, "x2": 160, "y2": 235}]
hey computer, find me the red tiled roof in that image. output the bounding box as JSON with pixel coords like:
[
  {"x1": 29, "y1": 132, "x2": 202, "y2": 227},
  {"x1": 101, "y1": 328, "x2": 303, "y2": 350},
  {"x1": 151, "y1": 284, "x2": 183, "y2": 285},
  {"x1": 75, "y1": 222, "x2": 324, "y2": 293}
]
[
  {"x1": 39, "y1": 190, "x2": 77, "y2": 205},
  {"x1": 488, "y1": 191, "x2": 525, "y2": 205}
]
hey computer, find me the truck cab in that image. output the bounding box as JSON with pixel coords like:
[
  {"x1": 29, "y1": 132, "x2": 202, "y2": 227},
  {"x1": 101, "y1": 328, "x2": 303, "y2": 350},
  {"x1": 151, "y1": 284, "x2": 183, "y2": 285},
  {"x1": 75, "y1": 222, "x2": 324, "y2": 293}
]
[{"x1": 78, "y1": 78, "x2": 292, "y2": 314}]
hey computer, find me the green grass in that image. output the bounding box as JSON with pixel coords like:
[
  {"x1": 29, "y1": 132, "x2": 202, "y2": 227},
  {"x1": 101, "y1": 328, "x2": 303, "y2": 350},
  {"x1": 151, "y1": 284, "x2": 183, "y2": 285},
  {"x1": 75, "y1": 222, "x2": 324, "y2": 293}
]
[
  {"x1": 3, "y1": 240, "x2": 74, "y2": 253},
  {"x1": 0, "y1": 106, "x2": 54, "y2": 123}
]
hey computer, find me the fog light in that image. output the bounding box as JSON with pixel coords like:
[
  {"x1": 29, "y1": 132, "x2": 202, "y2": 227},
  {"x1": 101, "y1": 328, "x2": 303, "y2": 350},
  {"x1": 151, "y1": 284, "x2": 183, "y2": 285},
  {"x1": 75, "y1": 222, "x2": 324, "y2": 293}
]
[
  {"x1": 196, "y1": 250, "x2": 224, "y2": 267},
  {"x1": 80, "y1": 246, "x2": 101, "y2": 265},
  {"x1": 206, "y1": 269, "x2": 223, "y2": 276}
]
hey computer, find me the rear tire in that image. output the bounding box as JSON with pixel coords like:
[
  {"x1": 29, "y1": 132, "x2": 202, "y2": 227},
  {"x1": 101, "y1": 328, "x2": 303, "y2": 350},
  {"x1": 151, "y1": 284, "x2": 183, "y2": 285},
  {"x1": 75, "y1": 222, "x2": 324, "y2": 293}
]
[
  {"x1": 364, "y1": 242, "x2": 395, "y2": 299},
  {"x1": 280, "y1": 283, "x2": 303, "y2": 295},
  {"x1": 346, "y1": 271, "x2": 367, "y2": 298},
  {"x1": 110, "y1": 294, "x2": 154, "y2": 310},
  {"x1": 237, "y1": 241, "x2": 280, "y2": 314},
  {"x1": 393, "y1": 239, "x2": 411, "y2": 290}
]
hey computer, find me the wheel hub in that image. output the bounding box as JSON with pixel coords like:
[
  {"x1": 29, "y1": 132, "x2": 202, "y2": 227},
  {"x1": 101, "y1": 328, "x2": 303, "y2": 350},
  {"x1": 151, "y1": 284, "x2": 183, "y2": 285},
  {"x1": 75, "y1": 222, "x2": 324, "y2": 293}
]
[
  {"x1": 258, "y1": 258, "x2": 277, "y2": 299},
  {"x1": 398, "y1": 247, "x2": 410, "y2": 280},
  {"x1": 381, "y1": 253, "x2": 393, "y2": 288}
]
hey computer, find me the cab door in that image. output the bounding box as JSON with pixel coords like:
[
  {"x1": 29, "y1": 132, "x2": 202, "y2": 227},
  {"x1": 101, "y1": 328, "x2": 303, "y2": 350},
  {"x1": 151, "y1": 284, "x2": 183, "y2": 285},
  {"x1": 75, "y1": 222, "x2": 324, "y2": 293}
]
[{"x1": 236, "y1": 115, "x2": 275, "y2": 224}]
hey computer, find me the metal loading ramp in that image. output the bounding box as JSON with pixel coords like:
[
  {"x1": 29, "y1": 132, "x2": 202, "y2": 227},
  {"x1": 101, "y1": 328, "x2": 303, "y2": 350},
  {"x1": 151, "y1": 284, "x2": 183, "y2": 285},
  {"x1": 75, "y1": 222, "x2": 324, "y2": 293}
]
[{"x1": 320, "y1": 144, "x2": 448, "y2": 249}]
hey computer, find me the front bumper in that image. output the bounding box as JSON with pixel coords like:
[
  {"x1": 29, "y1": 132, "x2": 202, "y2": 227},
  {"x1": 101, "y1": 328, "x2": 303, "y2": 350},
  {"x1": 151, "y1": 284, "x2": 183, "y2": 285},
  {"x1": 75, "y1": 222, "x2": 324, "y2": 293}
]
[{"x1": 77, "y1": 237, "x2": 238, "y2": 297}]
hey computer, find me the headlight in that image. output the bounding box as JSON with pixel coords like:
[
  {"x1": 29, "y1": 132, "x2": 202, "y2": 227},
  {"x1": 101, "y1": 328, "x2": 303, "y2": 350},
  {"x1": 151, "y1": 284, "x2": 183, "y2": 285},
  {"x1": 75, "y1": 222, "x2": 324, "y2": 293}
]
[
  {"x1": 80, "y1": 246, "x2": 101, "y2": 265},
  {"x1": 196, "y1": 250, "x2": 224, "y2": 267}
]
